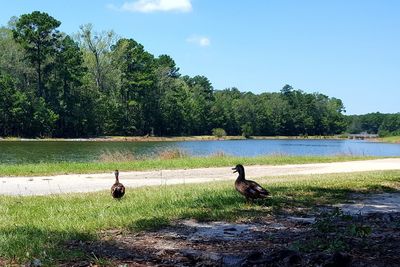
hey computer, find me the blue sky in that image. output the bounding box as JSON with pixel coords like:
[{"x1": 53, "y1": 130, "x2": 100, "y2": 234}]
[{"x1": 1, "y1": 0, "x2": 400, "y2": 115}]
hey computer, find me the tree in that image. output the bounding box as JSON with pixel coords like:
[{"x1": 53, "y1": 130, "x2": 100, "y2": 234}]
[
  {"x1": 157, "y1": 54, "x2": 180, "y2": 78},
  {"x1": 0, "y1": 27, "x2": 34, "y2": 90},
  {"x1": 159, "y1": 79, "x2": 192, "y2": 135},
  {"x1": 211, "y1": 88, "x2": 242, "y2": 135},
  {"x1": 77, "y1": 24, "x2": 116, "y2": 93},
  {"x1": 13, "y1": 11, "x2": 61, "y2": 99},
  {"x1": 1, "y1": 13, "x2": 353, "y2": 138},
  {"x1": 183, "y1": 75, "x2": 214, "y2": 134},
  {"x1": 49, "y1": 35, "x2": 87, "y2": 137},
  {"x1": 233, "y1": 92, "x2": 257, "y2": 136},
  {"x1": 111, "y1": 38, "x2": 156, "y2": 135},
  {"x1": 379, "y1": 113, "x2": 400, "y2": 136},
  {"x1": 0, "y1": 73, "x2": 57, "y2": 137},
  {"x1": 155, "y1": 54, "x2": 185, "y2": 135},
  {"x1": 0, "y1": 74, "x2": 21, "y2": 136}
]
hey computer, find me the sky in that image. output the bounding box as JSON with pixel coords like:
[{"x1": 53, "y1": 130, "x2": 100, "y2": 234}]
[{"x1": 1, "y1": 0, "x2": 400, "y2": 115}]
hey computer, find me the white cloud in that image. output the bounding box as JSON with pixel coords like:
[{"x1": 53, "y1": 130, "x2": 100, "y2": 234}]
[
  {"x1": 186, "y1": 35, "x2": 211, "y2": 47},
  {"x1": 109, "y1": 0, "x2": 192, "y2": 13}
]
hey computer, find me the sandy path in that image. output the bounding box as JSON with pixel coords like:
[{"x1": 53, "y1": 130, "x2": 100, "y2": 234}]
[{"x1": 1, "y1": 158, "x2": 400, "y2": 196}]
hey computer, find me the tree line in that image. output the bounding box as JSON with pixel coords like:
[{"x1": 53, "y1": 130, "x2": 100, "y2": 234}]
[
  {"x1": 346, "y1": 113, "x2": 400, "y2": 137},
  {"x1": 0, "y1": 11, "x2": 370, "y2": 138}
]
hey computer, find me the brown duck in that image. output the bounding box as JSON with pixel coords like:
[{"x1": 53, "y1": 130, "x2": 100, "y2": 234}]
[
  {"x1": 232, "y1": 164, "x2": 269, "y2": 201},
  {"x1": 111, "y1": 170, "x2": 125, "y2": 199}
]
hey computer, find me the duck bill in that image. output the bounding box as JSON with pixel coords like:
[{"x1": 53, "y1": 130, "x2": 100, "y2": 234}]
[{"x1": 232, "y1": 167, "x2": 237, "y2": 173}]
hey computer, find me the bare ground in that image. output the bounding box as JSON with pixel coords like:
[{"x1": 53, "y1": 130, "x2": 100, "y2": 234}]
[{"x1": 62, "y1": 195, "x2": 400, "y2": 267}]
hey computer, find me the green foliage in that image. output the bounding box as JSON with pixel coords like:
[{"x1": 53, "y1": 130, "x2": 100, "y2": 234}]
[
  {"x1": 346, "y1": 112, "x2": 400, "y2": 137},
  {"x1": 0, "y1": 74, "x2": 57, "y2": 137},
  {"x1": 0, "y1": 12, "x2": 350, "y2": 138},
  {"x1": 12, "y1": 11, "x2": 61, "y2": 99},
  {"x1": 211, "y1": 128, "x2": 227, "y2": 138},
  {"x1": 241, "y1": 122, "x2": 253, "y2": 138}
]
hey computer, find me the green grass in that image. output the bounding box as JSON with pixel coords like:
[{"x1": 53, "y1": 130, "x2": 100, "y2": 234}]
[
  {"x1": 0, "y1": 155, "x2": 379, "y2": 176},
  {"x1": 379, "y1": 136, "x2": 400, "y2": 143},
  {"x1": 0, "y1": 170, "x2": 399, "y2": 265}
]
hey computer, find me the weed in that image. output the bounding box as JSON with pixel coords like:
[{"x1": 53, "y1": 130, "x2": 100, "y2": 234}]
[
  {"x1": 98, "y1": 150, "x2": 136, "y2": 162},
  {"x1": 298, "y1": 207, "x2": 372, "y2": 253},
  {"x1": 157, "y1": 149, "x2": 187, "y2": 160}
]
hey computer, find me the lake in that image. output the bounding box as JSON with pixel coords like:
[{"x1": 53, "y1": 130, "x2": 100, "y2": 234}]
[{"x1": 1, "y1": 139, "x2": 400, "y2": 164}]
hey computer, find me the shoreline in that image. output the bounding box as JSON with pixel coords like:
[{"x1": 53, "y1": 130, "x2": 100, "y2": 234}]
[
  {"x1": 2, "y1": 135, "x2": 398, "y2": 144},
  {"x1": 0, "y1": 135, "x2": 345, "y2": 142}
]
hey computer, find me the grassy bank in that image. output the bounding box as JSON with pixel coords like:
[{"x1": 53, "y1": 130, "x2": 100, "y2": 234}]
[
  {"x1": 0, "y1": 170, "x2": 399, "y2": 265},
  {"x1": 0, "y1": 155, "x2": 378, "y2": 176},
  {"x1": 378, "y1": 136, "x2": 400, "y2": 143}
]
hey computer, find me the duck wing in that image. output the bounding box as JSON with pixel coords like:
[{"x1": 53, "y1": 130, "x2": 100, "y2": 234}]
[{"x1": 245, "y1": 180, "x2": 269, "y2": 198}]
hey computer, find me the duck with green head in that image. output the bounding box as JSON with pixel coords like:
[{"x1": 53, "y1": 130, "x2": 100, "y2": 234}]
[{"x1": 232, "y1": 164, "x2": 269, "y2": 202}]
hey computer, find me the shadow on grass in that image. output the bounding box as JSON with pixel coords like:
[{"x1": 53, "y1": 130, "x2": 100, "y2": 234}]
[
  {"x1": 0, "y1": 225, "x2": 93, "y2": 265},
  {"x1": 128, "y1": 185, "x2": 365, "y2": 231},
  {"x1": 129, "y1": 217, "x2": 171, "y2": 231},
  {"x1": 2, "y1": 181, "x2": 399, "y2": 265},
  {"x1": 129, "y1": 183, "x2": 400, "y2": 230}
]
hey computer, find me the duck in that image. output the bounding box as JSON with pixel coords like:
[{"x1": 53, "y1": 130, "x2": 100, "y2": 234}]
[
  {"x1": 232, "y1": 164, "x2": 269, "y2": 201},
  {"x1": 111, "y1": 170, "x2": 125, "y2": 199}
]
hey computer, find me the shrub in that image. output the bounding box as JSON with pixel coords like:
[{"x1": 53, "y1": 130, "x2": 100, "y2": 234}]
[
  {"x1": 212, "y1": 128, "x2": 227, "y2": 138},
  {"x1": 241, "y1": 123, "x2": 253, "y2": 138}
]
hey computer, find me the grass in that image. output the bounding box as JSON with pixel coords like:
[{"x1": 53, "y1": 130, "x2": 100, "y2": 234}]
[
  {"x1": 0, "y1": 154, "x2": 379, "y2": 176},
  {"x1": 378, "y1": 136, "x2": 400, "y2": 143},
  {"x1": 0, "y1": 170, "x2": 399, "y2": 265}
]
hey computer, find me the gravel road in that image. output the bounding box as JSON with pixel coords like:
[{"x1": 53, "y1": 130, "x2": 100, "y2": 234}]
[{"x1": 1, "y1": 158, "x2": 399, "y2": 196}]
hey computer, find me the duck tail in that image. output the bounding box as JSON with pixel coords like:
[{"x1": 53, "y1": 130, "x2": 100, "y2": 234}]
[{"x1": 259, "y1": 189, "x2": 270, "y2": 198}]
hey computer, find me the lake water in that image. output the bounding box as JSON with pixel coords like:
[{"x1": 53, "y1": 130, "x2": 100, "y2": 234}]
[{"x1": 0, "y1": 139, "x2": 400, "y2": 164}]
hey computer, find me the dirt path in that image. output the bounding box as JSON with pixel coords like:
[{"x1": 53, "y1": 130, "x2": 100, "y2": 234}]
[{"x1": 1, "y1": 158, "x2": 400, "y2": 196}]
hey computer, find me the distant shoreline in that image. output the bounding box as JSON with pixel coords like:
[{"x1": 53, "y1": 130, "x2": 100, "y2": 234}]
[{"x1": 0, "y1": 135, "x2": 346, "y2": 142}]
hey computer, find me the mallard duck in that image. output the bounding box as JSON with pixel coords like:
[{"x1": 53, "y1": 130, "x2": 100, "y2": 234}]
[
  {"x1": 111, "y1": 170, "x2": 125, "y2": 199},
  {"x1": 232, "y1": 164, "x2": 269, "y2": 201}
]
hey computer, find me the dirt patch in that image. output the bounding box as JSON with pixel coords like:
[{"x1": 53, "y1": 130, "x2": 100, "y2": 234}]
[
  {"x1": 63, "y1": 205, "x2": 400, "y2": 266},
  {"x1": 336, "y1": 192, "x2": 400, "y2": 215}
]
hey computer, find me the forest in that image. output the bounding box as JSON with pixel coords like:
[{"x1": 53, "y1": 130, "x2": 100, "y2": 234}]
[
  {"x1": 347, "y1": 113, "x2": 400, "y2": 137},
  {"x1": 0, "y1": 11, "x2": 398, "y2": 138}
]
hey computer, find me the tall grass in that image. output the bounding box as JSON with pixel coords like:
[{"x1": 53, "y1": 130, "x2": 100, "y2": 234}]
[
  {"x1": 0, "y1": 170, "x2": 399, "y2": 264},
  {"x1": 98, "y1": 150, "x2": 136, "y2": 162},
  {"x1": 98, "y1": 149, "x2": 188, "y2": 162},
  {"x1": 157, "y1": 149, "x2": 187, "y2": 160},
  {"x1": 379, "y1": 136, "x2": 400, "y2": 143}
]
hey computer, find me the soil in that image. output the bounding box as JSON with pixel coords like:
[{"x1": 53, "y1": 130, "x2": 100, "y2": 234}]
[{"x1": 62, "y1": 193, "x2": 400, "y2": 266}]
